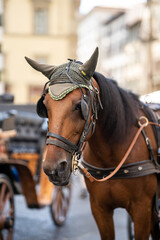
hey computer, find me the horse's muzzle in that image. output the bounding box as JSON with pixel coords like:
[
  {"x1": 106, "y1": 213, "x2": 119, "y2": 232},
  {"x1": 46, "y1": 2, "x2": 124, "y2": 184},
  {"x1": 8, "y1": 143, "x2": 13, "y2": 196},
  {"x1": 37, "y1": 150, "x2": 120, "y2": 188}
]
[{"x1": 43, "y1": 160, "x2": 71, "y2": 186}]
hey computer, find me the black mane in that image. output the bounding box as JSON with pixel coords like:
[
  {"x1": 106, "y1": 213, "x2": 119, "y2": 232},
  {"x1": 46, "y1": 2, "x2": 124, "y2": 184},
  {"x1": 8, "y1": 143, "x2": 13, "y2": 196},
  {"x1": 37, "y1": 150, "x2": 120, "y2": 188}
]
[{"x1": 93, "y1": 72, "x2": 140, "y2": 143}]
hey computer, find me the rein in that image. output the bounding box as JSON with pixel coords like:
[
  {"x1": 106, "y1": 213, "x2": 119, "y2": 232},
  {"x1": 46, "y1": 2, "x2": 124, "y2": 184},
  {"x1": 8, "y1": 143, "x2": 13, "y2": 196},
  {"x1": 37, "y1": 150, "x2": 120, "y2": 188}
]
[{"x1": 77, "y1": 117, "x2": 160, "y2": 183}]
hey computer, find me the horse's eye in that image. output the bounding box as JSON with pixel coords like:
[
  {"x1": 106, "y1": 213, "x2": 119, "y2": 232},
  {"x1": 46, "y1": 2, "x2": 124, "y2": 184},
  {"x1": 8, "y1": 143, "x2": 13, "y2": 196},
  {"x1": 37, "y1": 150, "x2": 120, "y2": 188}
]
[{"x1": 75, "y1": 102, "x2": 81, "y2": 111}]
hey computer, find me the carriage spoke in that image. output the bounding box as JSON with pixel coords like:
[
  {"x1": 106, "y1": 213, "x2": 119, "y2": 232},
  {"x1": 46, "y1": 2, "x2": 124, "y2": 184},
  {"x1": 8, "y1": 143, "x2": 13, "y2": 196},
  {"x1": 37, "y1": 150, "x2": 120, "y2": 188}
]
[
  {"x1": 1, "y1": 192, "x2": 11, "y2": 214},
  {"x1": 0, "y1": 184, "x2": 7, "y2": 212},
  {"x1": 0, "y1": 175, "x2": 14, "y2": 240},
  {"x1": 53, "y1": 189, "x2": 63, "y2": 221},
  {"x1": 50, "y1": 184, "x2": 71, "y2": 226}
]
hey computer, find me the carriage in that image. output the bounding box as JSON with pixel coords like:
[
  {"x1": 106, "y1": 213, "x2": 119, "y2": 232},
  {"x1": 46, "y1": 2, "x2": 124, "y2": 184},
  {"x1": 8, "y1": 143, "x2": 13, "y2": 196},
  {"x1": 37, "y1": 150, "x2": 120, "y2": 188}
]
[{"x1": 0, "y1": 94, "x2": 71, "y2": 240}]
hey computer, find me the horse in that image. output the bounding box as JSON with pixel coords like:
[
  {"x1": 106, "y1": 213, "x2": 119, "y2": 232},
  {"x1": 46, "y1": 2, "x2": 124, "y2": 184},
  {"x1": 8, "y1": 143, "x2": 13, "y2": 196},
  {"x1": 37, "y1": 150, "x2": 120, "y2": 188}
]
[{"x1": 25, "y1": 48, "x2": 160, "y2": 240}]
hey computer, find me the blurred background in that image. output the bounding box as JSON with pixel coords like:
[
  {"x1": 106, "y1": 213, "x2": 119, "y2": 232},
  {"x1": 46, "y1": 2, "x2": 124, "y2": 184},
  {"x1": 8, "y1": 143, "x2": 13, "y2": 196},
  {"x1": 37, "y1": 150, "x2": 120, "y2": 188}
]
[
  {"x1": 0, "y1": 0, "x2": 159, "y2": 104},
  {"x1": 0, "y1": 2, "x2": 159, "y2": 239}
]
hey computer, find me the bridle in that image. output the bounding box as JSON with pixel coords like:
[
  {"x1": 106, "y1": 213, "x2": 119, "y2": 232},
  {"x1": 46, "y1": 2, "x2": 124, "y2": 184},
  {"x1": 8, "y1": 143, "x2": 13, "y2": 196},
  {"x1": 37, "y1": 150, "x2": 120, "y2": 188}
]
[
  {"x1": 39, "y1": 60, "x2": 102, "y2": 171},
  {"x1": 46, "y1": 91, "x2": 96, "y2": 156}
]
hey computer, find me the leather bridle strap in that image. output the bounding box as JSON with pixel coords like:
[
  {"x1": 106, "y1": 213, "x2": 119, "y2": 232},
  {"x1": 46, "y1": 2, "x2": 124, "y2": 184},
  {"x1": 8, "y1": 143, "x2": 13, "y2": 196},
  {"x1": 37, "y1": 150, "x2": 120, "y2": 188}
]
[
  {"x1": 76, "y1": 95, "x2": 95, "y2": 154},
  {"x1": 46, "y1": 132, "x2": 78, "y2": 153}
]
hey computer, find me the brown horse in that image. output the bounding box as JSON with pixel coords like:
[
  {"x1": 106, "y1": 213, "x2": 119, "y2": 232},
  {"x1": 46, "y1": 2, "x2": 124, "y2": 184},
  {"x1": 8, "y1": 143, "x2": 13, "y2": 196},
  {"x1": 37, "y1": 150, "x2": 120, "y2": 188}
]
[{"x1": 25, "y1": 48, "x2": 160, "y2": 240}]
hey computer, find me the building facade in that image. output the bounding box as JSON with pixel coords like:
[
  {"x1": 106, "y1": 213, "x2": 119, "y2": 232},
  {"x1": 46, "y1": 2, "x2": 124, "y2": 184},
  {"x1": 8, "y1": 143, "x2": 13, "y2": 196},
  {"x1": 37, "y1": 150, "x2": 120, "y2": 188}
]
[
  {"x1": 77, "y1": 7, "x2": 124, "y2": 73},
  {"x1": 77, "y1": 2, "x2": 160, "y2": 95},
  {"x1": 2, "y1": 0, "x2": 79, "y2": 103},
  {"x1": 0, "y1": 0, "x2": 3, "y2": 93},
  {"x1": 124, "y1": 1, "x2": 160, "y2": 94}
]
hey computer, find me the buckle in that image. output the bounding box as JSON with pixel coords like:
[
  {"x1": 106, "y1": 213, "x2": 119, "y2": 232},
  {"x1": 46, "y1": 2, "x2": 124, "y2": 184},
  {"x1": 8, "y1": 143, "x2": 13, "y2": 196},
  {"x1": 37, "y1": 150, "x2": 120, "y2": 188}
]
[
  {"x1": 72, "y1": 154, "x2": 80, "y2": 175},
  {"x1": 138, "y1": 116, "x2": 149, "y2": 127}
]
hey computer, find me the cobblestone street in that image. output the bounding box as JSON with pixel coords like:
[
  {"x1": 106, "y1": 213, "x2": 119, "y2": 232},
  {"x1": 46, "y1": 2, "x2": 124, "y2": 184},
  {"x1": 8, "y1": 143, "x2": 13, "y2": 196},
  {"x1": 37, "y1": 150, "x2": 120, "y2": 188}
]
[{"x1": 13, "y1": 176, "x2": 129, "y2": 240}]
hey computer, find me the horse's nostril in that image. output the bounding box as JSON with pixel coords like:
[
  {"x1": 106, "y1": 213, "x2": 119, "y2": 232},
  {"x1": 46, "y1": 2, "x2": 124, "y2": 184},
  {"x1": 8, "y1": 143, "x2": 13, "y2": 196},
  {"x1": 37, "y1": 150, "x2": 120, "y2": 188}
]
[
  {"x1": 56, "y1": 161, "x2": 68, "y2": 177},
  {"x1": 43, "y1": 160, "x2": 68, "y2": 179},
  {"x1": 43, "y1": 163, "x2": 55, "y2": 177}
]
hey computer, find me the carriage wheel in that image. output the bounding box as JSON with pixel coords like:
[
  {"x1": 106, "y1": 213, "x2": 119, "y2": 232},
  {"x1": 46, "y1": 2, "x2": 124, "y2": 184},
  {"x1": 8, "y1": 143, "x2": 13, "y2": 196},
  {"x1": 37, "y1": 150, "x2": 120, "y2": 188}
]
[
  {"x1": 127, "y1": 215, "x2": 134, "y2": 240},
  {"x1": 50, "y1": 183, "x2": 71, "y2": 226},
  {"x1": 0, "y1": 174, "x2": 14, "y2": 240}
]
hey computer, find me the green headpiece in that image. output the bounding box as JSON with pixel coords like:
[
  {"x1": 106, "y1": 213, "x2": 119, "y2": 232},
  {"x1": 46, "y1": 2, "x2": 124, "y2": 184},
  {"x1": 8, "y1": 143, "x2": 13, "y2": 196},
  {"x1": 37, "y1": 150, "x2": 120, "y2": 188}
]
[{"x1": 25, "y1": 48, "x2": 99, "y2": 101}]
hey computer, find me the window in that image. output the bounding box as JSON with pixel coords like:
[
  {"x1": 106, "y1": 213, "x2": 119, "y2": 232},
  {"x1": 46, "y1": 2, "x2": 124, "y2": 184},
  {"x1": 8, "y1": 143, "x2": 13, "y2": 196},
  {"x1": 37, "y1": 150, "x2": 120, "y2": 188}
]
[{"x1": 34, "y1": 8, "x2": 48, "y2": 35}]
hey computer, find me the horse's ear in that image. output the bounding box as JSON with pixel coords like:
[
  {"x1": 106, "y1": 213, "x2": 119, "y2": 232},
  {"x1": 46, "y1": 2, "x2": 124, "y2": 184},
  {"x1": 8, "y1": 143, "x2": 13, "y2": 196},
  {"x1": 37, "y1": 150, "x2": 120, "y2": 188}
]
[
  {"x1": 25, "y1": 56, "x2": 56, "y2": 79},
  {"x1": 79, "y1": 47, "x2": 99, "y2": 79}
]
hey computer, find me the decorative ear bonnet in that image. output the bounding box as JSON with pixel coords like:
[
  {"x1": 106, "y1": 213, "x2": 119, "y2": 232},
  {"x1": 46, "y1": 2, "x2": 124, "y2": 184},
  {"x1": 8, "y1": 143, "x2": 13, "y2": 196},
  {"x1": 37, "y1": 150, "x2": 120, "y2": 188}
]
[{"x1": 25, "y1": 47, "x2": 101, "y2": 119}]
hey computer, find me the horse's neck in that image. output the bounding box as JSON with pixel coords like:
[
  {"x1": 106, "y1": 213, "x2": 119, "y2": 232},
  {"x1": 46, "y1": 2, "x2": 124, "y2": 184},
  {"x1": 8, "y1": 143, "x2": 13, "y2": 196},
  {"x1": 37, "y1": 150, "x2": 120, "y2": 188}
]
[{"x1": 84, "y1": 124, "x2": 138, "y2": 169}]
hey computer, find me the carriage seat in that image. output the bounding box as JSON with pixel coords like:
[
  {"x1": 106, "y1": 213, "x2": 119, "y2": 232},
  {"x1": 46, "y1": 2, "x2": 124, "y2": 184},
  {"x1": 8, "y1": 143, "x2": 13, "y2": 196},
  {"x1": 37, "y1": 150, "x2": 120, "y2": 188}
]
[{"x1": 146, "y1": 103, "x2": 160, "y2": 164}]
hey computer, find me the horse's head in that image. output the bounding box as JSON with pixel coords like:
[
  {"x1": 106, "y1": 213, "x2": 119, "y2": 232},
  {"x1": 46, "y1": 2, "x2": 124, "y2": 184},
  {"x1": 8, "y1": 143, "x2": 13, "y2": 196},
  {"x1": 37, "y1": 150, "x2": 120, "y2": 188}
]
[{"x1": 25, "y1": 48, "x2": 101, "y2": 186}]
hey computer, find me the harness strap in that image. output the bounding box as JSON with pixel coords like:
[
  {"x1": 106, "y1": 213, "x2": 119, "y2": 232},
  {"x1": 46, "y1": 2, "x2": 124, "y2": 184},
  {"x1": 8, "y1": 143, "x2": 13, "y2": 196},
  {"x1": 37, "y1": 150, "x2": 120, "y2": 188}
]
[
  {"x1": 143, "y1": 104, "x2": 160, "y2": 163},
  {"x1": 77, "y1": 116, "x2": 95, "y2": 153},
  {"x1": 78, "y1": 120, "x2": 160, "y2": 183},
  {"x1": 81, "y1": 159, "x2": 160, "y2": 179},
  {"x1": 154, "y1": 111, "x2": 160, "y2": 162},
  {"x1": 141, "y1": 128, "x2": 157, "y2": 164},
  {"x1": 76, "y1": 91, "x2": 97, "y2": 154}
]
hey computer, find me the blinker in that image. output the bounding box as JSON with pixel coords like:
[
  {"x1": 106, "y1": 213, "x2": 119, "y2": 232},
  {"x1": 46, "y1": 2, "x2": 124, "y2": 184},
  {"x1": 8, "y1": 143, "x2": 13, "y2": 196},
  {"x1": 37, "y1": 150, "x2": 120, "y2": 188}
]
[
  {"x1": 37, "y1": 95, "x2": 48, "y2": 118},
  {"x1": 81, "y1": 95, "x2": 90, "y2": 121}
]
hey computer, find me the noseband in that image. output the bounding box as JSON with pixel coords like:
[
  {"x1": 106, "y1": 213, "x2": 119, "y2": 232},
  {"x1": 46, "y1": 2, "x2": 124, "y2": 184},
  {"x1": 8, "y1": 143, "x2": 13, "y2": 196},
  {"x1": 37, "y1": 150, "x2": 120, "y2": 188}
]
[{"x1": 38, "y1": 60, "x2": 102, "y2": 163}]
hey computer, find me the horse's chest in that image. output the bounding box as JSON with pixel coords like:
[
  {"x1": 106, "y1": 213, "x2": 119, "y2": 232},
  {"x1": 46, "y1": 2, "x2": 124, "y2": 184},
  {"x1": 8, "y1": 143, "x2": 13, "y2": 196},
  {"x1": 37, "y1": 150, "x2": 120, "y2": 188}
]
[{"x1": 87, "y1": 181, "x2": 128, "y2": 208}]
